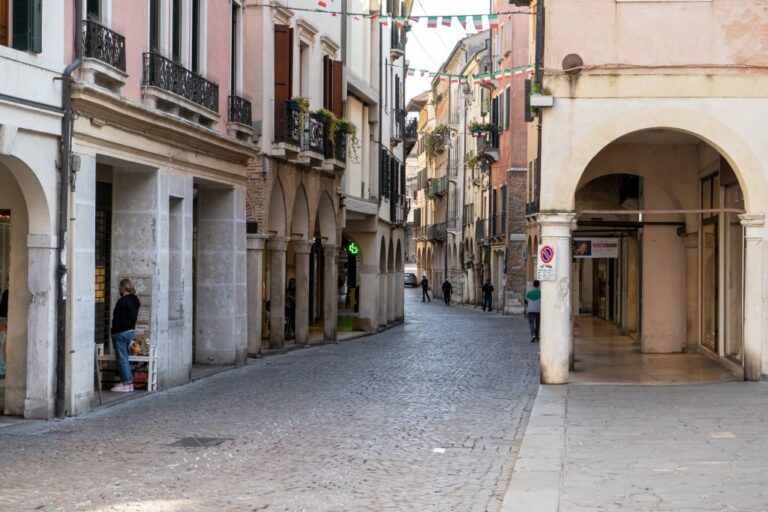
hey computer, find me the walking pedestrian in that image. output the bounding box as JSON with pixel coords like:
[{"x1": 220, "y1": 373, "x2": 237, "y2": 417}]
[
  {"x1": 482, "y1": 279, "x2": 494, "y2": 312},
  {"x1": 442, "y1": 279, "x2": 453, "y2": 306},
  {"x1": 421, "y1": 275, "x2": 431, "y2": 302},
  {"x1": 525, "y1": 280, "x2": 541, "y2": 343},
  {"x1": 110, "y1": 278, "x2": 141, "y2": 393}
]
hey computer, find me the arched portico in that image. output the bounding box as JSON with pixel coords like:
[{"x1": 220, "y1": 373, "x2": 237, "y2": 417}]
[
  {"x1": 538, "y1": 116, "x2": 767, "y2": 383},
  {"x1": 290, "y1": 186, "x2": 311, "y2": 345},
  {"x1": 0, "y1": 155, "x2": 56, "y2": 418},
  {"x1": 267, "y1": 179, "x2": 287, "y2": 349}
]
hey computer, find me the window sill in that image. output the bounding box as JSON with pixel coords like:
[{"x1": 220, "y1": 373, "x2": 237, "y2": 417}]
[
  {"x1": 81, "y1": 58, "x2": 128, "y2": 94},
  {"x1": 141, "y1": 85, "x2": 220, "y2": 128}
]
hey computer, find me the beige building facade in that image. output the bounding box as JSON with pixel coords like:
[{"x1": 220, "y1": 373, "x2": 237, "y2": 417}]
[{"x1": 525, "y1": 0, "x2": 768, "y2": 383}]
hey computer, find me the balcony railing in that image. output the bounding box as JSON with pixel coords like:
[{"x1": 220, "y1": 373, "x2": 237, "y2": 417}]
[
  {"x1": 525, "y1": 200, "x2": 540, "y2": 216},
  {"x1": 303, "y1": 113, "x2": 326, "y2": 155},
  {"x1": 325, "y1": 125, "x2": 347, "y2": 162},
  {"x1": 447, "y1": 216, "x2": 462, "y2": 231},
  {"x1": 429, "y1": 223, "x2": 447, "y2": 241},
  {"x1": 429, "y1": 176, "x2": 448, "y2": 198},
  {"x1": 82, "y1": 20, "x2": 126, "y2": 71},
  {"x1": 228, "y1": 95, "x2": 252, "y2": 126},
  {"x1": 414, "y1": 225, "x2": 429, "y2": 239},
  {"x1": 142, "y1": 52, "x2": 219, "y2": 112},
  {"x1": 276, "y1": 101, "x2": 303, "y2": 147}
]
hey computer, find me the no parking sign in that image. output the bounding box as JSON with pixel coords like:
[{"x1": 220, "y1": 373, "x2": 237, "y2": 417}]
[{"x1": 537, "y1": 245, "x2": 556, "y2": 281}]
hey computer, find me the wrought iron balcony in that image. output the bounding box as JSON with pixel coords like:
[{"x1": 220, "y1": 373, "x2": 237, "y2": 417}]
[
  {"x1": 82, "y1": 20, "x2": 126, "y2": 71},
  {"x1": 429, "y1": 176, "x2": 448, "y2": 198},
  {"x1": 142, "y1": 51, "x2": 219, "y2": 112},
  {"x1": 324, "y1": 125, "x2": 347, "y2": 162},
  {"x1": 276, "y1": 101, "x2": 303, "y2": 147},
  {"x1": 228, "y1": 95, "x2": 252, "y2": 126},
  {"x1": 491, "y1": 213, "x2": 507, "y2": 237},
  {"x1": 303, "y1": 113, "x2": 326, "y2": 155},
  {"x1": 525, "y1": 200, "x2": 540, "y2": 216},
  {"x1": 429, "y1": 223, "x2": 447, "y2": 241}
]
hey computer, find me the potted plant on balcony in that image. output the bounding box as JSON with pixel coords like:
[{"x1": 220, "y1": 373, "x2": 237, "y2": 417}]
[
  {"x1": 425, "y1": 124, "x2": 448, "y2": 163},
  {"x1": 468, "y1": 121, "x2": 497, "y2": 138},
  {"x1": 313, "y1": 109, "x2": 360, "y2": 161},
  {"x1": 288, "y1": 96, "x2": 310, "y2": 114}
]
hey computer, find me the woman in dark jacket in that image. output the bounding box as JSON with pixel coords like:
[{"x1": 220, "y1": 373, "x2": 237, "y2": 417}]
[{"x1": 110, "y1": 279, "x2": 140, "y2": 392}]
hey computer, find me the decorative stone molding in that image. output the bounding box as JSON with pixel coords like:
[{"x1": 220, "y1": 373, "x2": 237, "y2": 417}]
[
  {"x1": 537, "y1": 212, "x2": 577, "y2": 239},
  {"x1": 740, "y1": 213, "x2": 766, "y2": 240},
  {"x1": 0, "y1": 124, "x2": 18, "y2": 155},
  {"x1": 272, "y1": 2, "x2": 294, "y2": 26},
  {"x1": 296, "y1": 19, "x2": 318, "y2": 44},
  {"x1": 320, "y1": 36, "x2": 341, "y2": 58}
]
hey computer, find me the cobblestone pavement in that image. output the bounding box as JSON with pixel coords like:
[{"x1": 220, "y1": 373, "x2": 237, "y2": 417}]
[{"x1": 0, "y1": 290, "x2": 539, "y2": 512}]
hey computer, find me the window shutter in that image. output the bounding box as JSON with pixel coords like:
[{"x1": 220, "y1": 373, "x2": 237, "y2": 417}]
[
  {"x1": 332, "y1": 60, "x2": 343, "y2": 118},
  {"x1": 0, "y1": 1, "x2": 9, "y2": 46},
  {"x1": 13, "y1": 0, "x2": 42, "y2": 53},
  {"x1": 505, "y1": 88, "x2": 511, "y2": 131},
  {"x1": 274, "y1": 24, "x2": 292, "y2": 128},
  {"x1": 524, "y1": 79, "x2": 533, "y2": 123}
]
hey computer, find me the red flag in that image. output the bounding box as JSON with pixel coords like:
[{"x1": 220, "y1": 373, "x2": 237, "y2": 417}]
[{"x1": 318, "y1": 0, "x2": 327, "y2": 7}]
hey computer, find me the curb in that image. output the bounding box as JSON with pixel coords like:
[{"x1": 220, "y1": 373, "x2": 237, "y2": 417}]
[{"x1": 501, "y1": 385, "x2": 567, "y2": 512}]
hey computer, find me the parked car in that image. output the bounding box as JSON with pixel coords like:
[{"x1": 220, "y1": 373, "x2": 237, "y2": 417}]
[{"x1": 404, "y1": 273, "x2": 418, "y2": 288}]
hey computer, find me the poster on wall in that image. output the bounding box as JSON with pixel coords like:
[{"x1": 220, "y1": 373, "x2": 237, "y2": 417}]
[
  {"x1": 119, "y1": 275, "x2": 152, "y2": 348},
  {"x1": 573, "y1": 238, "x2": 619, "y2": 259}
]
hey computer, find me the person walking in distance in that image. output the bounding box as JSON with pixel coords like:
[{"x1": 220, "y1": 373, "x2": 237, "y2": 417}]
[
  {"x1": 442, "y1": 279, "x2": 453, "y2": 306},
  {"x1": 110, "y1": 278, "x2": 141, "y2": 393},
  {"x1": 526, "y1": 280, "x2": 542, "y2": 343},
  {"x1": 482, "y1": 279, "x2": 494, "y2": 312},
  {"x1": 421, "y1": 275, "x2": 431, "y2": 302}
]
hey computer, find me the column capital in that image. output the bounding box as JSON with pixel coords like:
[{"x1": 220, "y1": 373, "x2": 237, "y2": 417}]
[
  {"x1": 247, "y1": 233, "x2": 269, "y2": 251},
  {"x1": 538, "y1": 212, "x2": 577, "y2": 239},
  {"x1": 292, "y1": 240, "x2": 314, "y2": 254},
  {"x1": 740, "y1": 213, "x2": 766, "y2": 240},
  {"x1": 268, "y1": 237, "x2": 289, "y2": 252}
]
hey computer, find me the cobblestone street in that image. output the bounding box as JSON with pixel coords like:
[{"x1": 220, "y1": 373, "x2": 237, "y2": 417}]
[{"x1": 0, "y1": 290, "x2": 538, "y2": 512}]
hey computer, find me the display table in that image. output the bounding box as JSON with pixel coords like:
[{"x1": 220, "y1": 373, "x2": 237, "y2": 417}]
[{"x1": 96, "y1": 343, "x2": 157, "y2": 392}]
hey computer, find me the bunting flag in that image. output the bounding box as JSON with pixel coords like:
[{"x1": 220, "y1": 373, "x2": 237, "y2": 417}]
[
  {"x1": 409, "y1": 16, "x2": 419, "y2": 23},
  {"x1": 459, "y1": 16, "x2": 468, "y2": 29},
  {"x1": 427, "y1": 16, "x2": 438, "y2": 28},
  {"x1": 489, "y1": 14, "x2": 499, "y2": 29},
  {"x1": 442, "y1": 16, "x2": 453, "y2": 27},
  {"x1": 395, "y1": 17, "x2": 407, "y2": 28},
  {"x1": 406, "y1": 65, "x2": 535, "y2": 82},
  {"x1": 379, "y1": 17, "x2": 389, "y2": 26},
  {"x1": 317, "y1": 0, "x2": 327, "y2": 7},
  {"x1": 473, "y1": 15, "x2": 484, "y2": 30}
]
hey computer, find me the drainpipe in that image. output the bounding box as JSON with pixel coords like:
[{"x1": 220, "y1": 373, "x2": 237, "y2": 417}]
[
  {"x1": 534, "y1": 0, "x2": 545, "y2": 212},
  {"x1": 55, "y1": 0, "x2": 83, "y2": 418}
]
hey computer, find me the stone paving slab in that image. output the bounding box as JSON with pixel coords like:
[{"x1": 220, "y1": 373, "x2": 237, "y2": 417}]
[{"x1": 503, "y1": 382, "x2": 768, "y2": 512}]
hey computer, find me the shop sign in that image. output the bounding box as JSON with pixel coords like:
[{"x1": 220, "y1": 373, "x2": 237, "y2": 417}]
[
  {"x1": 573, "y1": 238, "x2": 619, "y2": 259},
  {"x1": 537, "y1": 245, "x2": 556, "y2": 281}
]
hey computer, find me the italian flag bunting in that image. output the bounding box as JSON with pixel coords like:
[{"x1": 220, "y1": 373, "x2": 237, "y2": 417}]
[
  {"x1": 504, "y1": 69, "x2": 513, "y2": 77},
  {"x1": 473, "y1": 15, "x2": 484, "y2": 30},
  {"x1": 318, "y1": 0, "x2": 327, "y2": 7},
  {"x1": 409, "y1": 16, "x2": 419, "y2": 23},
  {"x1": 489, "y1": 14, "x2": 499, "y2": 30},
  {"x1": 380, "y1": 17, "x2": 389, "y2": 26},
  {"x1": 442, "y1": 16, "x2": 452, "y2": 27},
  {"x1": 427, "y1": 17, "x2": 438, "y2": 28},
  {"x1": 459, "y1": 17, "x2": 468, "y2": 29}
]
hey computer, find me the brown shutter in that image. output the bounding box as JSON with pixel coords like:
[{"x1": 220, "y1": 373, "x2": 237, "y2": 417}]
[
  {"x1": 274, "y1": 24, "x2": 292, "y2": 133},
  {"x1": 323, "y1": 56, "x2": 331, "y2": 110},
  {"x1": 332, "y1": 60, "x2": 343, "y2": 117},
  {"x1": 0, "y1": 1, "x2": 8, "y2": 47}
]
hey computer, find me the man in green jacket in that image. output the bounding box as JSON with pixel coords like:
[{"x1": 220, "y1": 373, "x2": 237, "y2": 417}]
[{"x1": 525, "y1": 280, "x2": 541, "y2": 343}]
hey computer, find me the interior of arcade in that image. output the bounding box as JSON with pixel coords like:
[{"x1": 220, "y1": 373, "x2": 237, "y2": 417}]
[{"x1": 564, "y1": 129, "x2": 746, "y2": 384}]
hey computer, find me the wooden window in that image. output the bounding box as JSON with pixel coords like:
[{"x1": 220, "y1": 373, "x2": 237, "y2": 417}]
[
  {"x1": 323, "y1": 56, "x2": 343, "y2": 117},
  {"x1": 0, "y1": 1, "x2": 9, "y2": 47},
  {"x1": 274, "y1": 24, "x2": 293, "y2": 127},
  {"x1": 12, "y1": 0, "x2": 42, "y2": 53},
  {"x1": 192, "y1": 0, "x2": 202, "y2": 72}
]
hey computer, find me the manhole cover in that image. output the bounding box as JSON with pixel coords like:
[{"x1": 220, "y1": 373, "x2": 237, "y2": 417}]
[{"x1": 170, "y1": 437, "x2": 230, "y2": 448}]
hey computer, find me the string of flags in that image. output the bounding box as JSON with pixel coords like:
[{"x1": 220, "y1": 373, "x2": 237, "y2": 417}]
[
  {"x1": 313, "y1": 2, "x2": 513, "y2": 31},
  {"x1": 406, "y1": 65, "x2": 536, "y2": 83}
]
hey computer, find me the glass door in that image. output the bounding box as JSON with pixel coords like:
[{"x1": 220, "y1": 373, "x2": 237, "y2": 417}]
[{"x1": 701, "y1": 219, "x2": 719, "y2": 353}]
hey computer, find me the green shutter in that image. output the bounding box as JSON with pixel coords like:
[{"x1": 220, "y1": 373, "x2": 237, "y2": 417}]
[{"x1": 12, "y1": 0, "x2": 42, "y2": 53}]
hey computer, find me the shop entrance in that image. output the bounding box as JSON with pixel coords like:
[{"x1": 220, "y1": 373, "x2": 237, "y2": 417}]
[{"x1": 569, "y1": 129, "x2": 745, "y2": 383}]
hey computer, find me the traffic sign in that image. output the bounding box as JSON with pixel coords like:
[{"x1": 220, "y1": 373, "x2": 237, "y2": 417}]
[
  {"x1": 540, "y1": 245, "x2": 555, "y2": 264},
  {"x1": 537, "y1": 244, "x2": 556, "y2": 281}
]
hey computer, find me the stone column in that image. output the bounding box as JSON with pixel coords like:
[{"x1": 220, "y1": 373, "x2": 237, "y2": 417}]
[
  {"x1": 269, "y1": 238, "x2": 288, "y2": 349},
  {"x1": 387, "y1": 270, "x2": 395, "y2": 322},
  {"x1": 293, "y1": 241, "x2": 313, "y2": 345},
  {"x1": 25, "y1": 234, "x2": 57, "y2": 419},
  {"x1": 538, "y1": 212, "x2": 576, "y2": 385},
  {"x1": 740, "y1": 214, "x2": 765, "y2": 381},
  {"x1": 247, "y1": 234, "x2": 267, "y2": 356},
  {"x1": 323, "y1": 244, "x2": 338, "y2": 341}
]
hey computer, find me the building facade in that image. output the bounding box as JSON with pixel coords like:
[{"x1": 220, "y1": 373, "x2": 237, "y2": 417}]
[{"x1": 524, "y1": 0, "x2": 768, "y2": 383}]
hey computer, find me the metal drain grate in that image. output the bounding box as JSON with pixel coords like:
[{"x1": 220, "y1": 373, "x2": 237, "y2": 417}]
[{"x1": 170, "y1": 437, "x2": 230, "y2": 448}]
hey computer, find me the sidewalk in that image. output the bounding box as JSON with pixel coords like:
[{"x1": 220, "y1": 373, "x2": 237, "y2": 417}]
[{"x1": 503, "y1": 383, "x2": 768, "y2": 512}]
